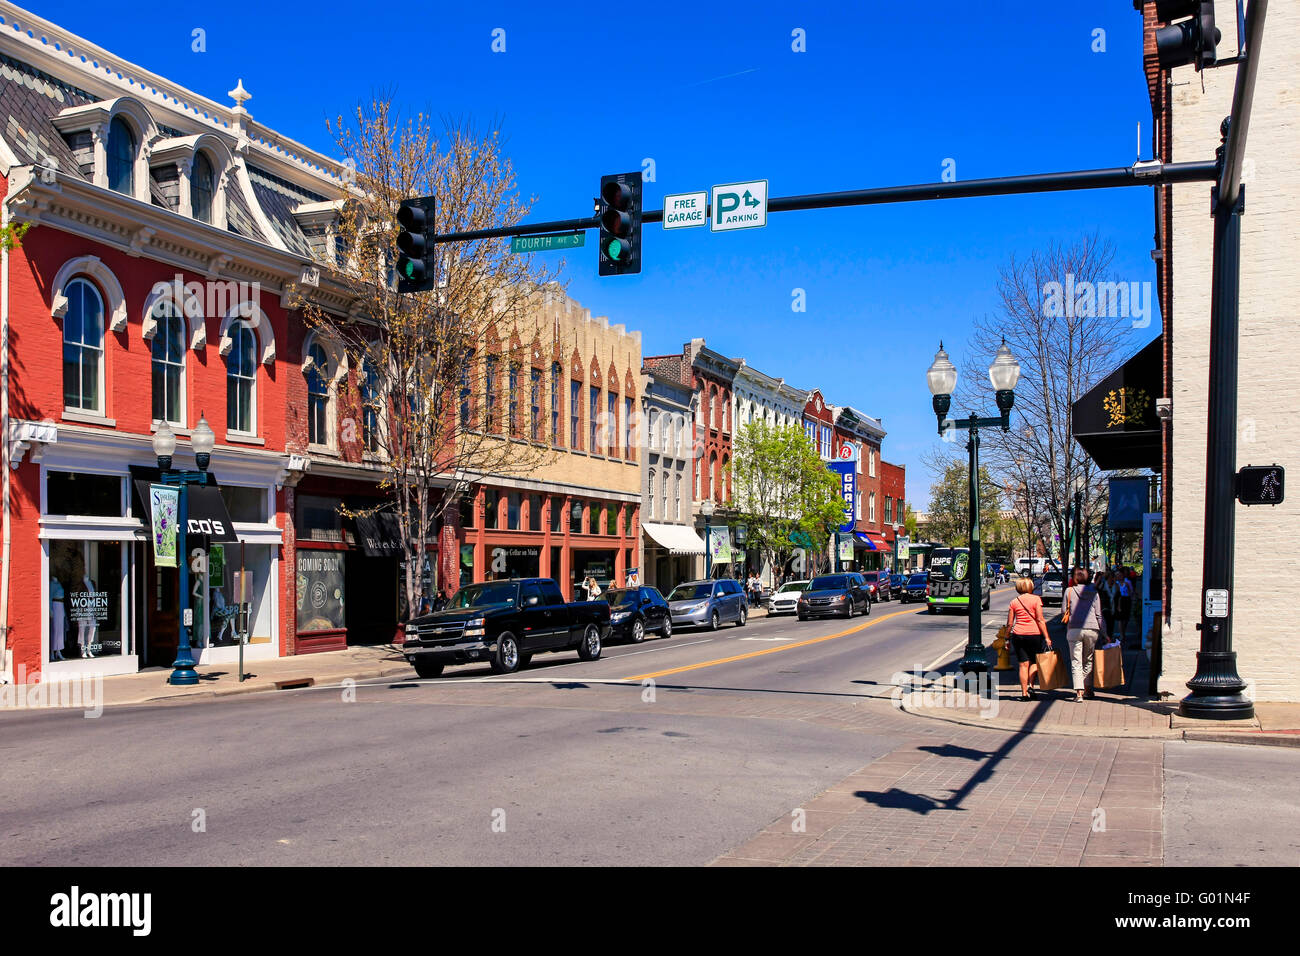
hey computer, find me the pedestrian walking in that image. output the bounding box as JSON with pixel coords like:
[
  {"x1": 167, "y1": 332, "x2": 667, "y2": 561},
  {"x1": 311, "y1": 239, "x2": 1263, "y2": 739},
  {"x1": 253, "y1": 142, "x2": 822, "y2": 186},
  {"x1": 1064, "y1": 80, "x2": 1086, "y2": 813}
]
[
  {"x1": 1062, "y1": 568, "x2": 1109, "y2": 702},
  {"x1": 1116, "y1": 568, "x2": 1133, "y2": 643},
  {"x1": 1006, "y1": 575, "x2": 1052, "y2": 701},
  {"x1": 585, "y1": 575, "x2": 602, "y2": 600},
  {"x1": 1100, "y1": 570, "x2": 1119, "y2": 638}
]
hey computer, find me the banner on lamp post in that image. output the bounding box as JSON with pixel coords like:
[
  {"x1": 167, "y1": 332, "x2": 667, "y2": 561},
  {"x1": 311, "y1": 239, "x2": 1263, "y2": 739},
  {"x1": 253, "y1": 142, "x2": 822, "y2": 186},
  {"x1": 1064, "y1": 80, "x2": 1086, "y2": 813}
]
[
  {"x1": 707, "y1": 526, "x2": 733, "y2": 564},
  {"x1": 149, "y1": 483, "x2": 180, "y2": 569}
]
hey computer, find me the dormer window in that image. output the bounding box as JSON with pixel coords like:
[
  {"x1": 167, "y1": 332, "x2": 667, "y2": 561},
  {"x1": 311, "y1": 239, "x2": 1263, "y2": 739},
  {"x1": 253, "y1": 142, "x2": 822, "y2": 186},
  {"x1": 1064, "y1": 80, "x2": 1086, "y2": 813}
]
[
  {"x1": 192, "y1": 153, "x2": 215, "y2": 224},
  {"x1": 107, "y1": 117, "x2": 135, "y2": 196}
]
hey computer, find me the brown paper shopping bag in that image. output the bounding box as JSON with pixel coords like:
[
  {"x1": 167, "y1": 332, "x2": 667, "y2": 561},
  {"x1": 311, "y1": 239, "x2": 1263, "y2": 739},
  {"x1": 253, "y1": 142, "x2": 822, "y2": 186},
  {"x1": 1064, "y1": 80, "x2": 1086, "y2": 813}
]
[
  {"x1": 1036, "y1": 646, "x2": 1068, "y2": 691},
  {"x1": 1094, "y1": 643, "x2": 1125, "y2": 690}
]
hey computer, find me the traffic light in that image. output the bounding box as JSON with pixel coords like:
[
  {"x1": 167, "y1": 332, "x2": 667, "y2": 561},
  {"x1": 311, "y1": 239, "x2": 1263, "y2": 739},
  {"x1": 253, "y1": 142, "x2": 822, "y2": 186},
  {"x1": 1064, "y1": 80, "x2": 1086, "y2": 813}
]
[
  {"x1": 1155, "y1": 0, "x2": 1220, "y2": 71},
  {"x1": 395, "y1": 195, "x2": 435, "y2": 294},
  {"x1": 598, "y1": 172, "x2": 642, "y2": 277}
]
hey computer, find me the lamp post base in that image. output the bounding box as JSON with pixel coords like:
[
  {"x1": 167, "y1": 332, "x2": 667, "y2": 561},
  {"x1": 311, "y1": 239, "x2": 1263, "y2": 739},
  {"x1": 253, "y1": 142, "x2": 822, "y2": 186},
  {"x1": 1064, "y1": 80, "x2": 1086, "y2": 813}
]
[
  {"x1": 168, "y1": 650, "x2": 199, "y2": 686},
  {"x1": 959, "y1": 645, "x2": 990, "y2": 675},
  {"x1": 1180, "y1": 649, "x2": 1254, "y2": 720}
]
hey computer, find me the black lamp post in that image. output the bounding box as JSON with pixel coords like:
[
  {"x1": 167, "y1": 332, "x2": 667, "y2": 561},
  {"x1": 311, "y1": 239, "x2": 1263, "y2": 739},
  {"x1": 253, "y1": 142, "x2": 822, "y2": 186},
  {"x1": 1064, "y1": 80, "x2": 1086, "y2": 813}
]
[
  {"x1": 927, "y1": 340, "x2": 1021, "y2": 680},
  {"x1": 153, "y1": 415, "x2": 216, "y2": 686}
]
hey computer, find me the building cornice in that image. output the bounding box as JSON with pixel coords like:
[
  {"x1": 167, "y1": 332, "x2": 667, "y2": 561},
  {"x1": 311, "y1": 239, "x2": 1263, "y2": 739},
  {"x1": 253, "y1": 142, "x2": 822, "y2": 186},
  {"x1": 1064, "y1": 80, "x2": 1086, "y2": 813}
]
[
  {"x1": 5, "y1": 166, "x2": 359, "y2": 316},
  {"x1": 0, "y1": 1, "x2": 349, "y2": 197}
]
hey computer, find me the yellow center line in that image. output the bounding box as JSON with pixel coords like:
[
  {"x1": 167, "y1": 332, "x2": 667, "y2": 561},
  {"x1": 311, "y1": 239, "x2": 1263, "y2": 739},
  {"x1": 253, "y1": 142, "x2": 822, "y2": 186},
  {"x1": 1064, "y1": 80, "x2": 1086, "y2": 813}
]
[{"x1": 625, "y1": 607, "x2": 918, "y2": 681}]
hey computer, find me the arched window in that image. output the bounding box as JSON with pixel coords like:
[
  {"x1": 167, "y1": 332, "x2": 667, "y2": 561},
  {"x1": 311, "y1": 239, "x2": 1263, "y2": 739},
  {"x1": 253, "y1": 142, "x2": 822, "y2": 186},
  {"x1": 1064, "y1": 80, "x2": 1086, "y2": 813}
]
[
  {"x1": 226, "y1": 320, "x2": 257, "y2": 435},
  {"x1": 306, "y1": 342, "x2": 330, "y2": 446},
  {"x1": 660, "y1": 470, "x2": 668, "y2": 521},
  {"x1": 647, "y1": 409, "x2": 659, "y2": 454},
  {"x1": 360, "y1": 362, "x2": 383, "y2": 452},
  {"x1": 149, "y1": 300, "x2": 186, "y2": 425},
  {"x1": 674, "y1": 473, "x2": 682, "y2": 521},
  {"x1": 647, "y1": 469, "x2": 656, "y2": 518},
  {"x1": 107, "y1": 117, "x2": 135, "y2": 196},
  {"x1": 62, "y1": 278, "x2": 105, "y2": 413},
  {"x1": 192, "y1": 152, "x2": 215, "y2": 224}
]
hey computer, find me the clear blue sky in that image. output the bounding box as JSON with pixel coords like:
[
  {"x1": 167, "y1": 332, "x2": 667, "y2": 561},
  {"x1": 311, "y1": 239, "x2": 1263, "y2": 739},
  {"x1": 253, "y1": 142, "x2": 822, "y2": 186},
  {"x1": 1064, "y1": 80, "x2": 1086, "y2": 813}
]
[{"x1": 38, "y1": 0, "x2": 1165, "y2": 505}]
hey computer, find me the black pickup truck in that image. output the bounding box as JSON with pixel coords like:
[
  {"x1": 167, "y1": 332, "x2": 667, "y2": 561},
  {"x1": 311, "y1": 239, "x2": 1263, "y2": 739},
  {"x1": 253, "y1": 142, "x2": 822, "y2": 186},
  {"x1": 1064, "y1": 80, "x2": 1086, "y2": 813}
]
[{"x1": 402, "y1": 578, "x2": 610, "y2": 678}]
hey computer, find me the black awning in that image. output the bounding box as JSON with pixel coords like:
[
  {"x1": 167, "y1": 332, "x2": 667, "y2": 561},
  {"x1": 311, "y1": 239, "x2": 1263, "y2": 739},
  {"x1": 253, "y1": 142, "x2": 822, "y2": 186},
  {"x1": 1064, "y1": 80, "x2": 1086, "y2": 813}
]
[
  {"x1": 135, "y1": 479, "x2": 238, "y2": 543},
  {"x1": 354, "y1": 512, "x2": 405, "y2": 557},
  {"x1": 1072, "y1": 336, "x2": 1163, "y2": 471}
]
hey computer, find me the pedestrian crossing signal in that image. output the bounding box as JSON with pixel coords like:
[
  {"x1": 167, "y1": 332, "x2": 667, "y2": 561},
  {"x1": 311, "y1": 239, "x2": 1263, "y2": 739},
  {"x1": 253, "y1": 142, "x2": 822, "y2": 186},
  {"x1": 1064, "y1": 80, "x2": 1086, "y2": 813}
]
[{"x1": 1236, "y1": 465, "x2": 1284, "y2": 506}]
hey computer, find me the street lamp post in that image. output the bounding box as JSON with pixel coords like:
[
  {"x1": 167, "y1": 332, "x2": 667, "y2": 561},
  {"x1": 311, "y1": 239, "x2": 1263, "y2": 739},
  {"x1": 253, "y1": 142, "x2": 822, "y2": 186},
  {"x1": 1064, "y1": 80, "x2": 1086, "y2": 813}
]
[
  {"x1": 700, "y1": 498, "x2": 715, "y2": 580},
  {"x1": 153, "y1": 415, "x2": 217, "y2": 686},
  {"x1": 927, "y1": 340, "x2": 1021, "y2": 680}
]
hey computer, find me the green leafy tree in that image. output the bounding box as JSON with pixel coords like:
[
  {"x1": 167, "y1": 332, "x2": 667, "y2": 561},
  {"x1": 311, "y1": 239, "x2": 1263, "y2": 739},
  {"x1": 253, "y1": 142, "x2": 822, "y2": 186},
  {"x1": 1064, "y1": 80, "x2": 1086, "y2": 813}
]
[
  {"x1": 925, "y1": 462, "x2": 1001, "y2": 547},
  {"x1": 904, "y1": 504, "x2": 918, "y2": 539},
  {"x1": 730, "y1": 422, "x2": 844, "y2": 582}
]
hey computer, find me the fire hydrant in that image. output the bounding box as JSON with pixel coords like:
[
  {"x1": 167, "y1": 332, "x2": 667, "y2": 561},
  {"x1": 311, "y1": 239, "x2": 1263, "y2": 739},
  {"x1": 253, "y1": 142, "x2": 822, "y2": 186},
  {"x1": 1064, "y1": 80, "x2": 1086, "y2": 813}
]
[{"x1": 992, "y1": 626, "x2": 1014, "y2": 671}]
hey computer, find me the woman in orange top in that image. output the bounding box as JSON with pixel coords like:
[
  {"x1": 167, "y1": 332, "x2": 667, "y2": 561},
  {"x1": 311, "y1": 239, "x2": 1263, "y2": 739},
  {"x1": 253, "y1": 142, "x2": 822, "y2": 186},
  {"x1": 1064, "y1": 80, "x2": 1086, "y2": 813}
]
[{"x1": 1006, "y1": 576, "x2": 1053, "y2": 700}]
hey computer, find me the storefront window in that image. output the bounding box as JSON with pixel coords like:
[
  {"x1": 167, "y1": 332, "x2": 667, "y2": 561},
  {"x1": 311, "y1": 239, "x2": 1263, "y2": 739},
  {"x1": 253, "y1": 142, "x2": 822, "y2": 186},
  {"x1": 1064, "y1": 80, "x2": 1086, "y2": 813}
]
[
  {"x1": 207, "y1": 543, "x2": 272, "y2": 646},
  {"x1": 47, "y1": 472, "x2": 122, "y2": 517},
  {"x1": 460, "y1": 494, "x2": 475, "y2": 529},
  {"x1": 221, "y1": 485, "x2": 267, "y2": 524},
  {"x1": 589, "y1": 502, "x2": 600, "y2": 536},
  {"x1": 549, "y1": 496, "x2": 562, "y2": 533},
  {"x1": 296, "y1": 551, "x2": 345, "y2": 632},
  {"x1": 296, "y1": 495, "x2": 344, "y2": 543},
  {"x1": 528, "y1": 494, "x2": 543, "y2": 532},
  {"x1": 50, "y1": 539, "x2": 124, "y2": 659},
  {"x1": 570, "y1": 499, "x2": 583, "y2": 534},
  {"x1": 459, "y1": 544, "x2": 474, "y2": 588},
  {"x1": 484, "y1": 489, "x2": 499, "y2": 530},
  {"x1": 490, "y1": 545, "x2": 539, "y2": 579},
  {"x1": 507, "y1": 491, "x2": 521, "y2": 530},
  {"x1": 606, "y1": 504, "x2": 617, "y2": 536}
]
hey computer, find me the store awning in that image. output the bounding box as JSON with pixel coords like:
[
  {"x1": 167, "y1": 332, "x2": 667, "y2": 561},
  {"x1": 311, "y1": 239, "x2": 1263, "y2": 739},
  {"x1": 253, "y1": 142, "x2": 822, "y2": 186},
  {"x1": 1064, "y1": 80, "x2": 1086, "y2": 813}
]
[
  {"x1": 642, "y1": 522, "x2": 705, "y2": 555},
  {"x1": 1072, "y1": 336, "x2": 1163, "y2": 471},
  {"x1": 853, "y1": 532, "x2": 890, "y2": 551},
  {"x1": 354, "y1": 512, "x2": 405, "y2": 557},
  {"x1": 135, "y1": 479, "x2": 238, "y2": 543}
]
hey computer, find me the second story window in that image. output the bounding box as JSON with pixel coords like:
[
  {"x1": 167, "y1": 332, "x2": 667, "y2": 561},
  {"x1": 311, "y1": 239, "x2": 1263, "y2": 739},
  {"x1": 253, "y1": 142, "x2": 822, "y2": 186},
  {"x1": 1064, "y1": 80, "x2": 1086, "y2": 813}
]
[
  {"x1": 306, "y1": 343, "x2": 330, "y2": 446},
  {"x1": 62, "y1": 278, "x2": 105, "y2": 414},
  {"x1": 107, "y1": 117, "x2": 135, "y2": 196},
  {"x1": 589, "y1": 385, "x2": 599, "y2": 453},
  {"x1": 607, "y1": 391, "x2": 617, "y2": 456},
  {"x1": 192, "y1": 152, "x2": 215, "y2": 224},
  {"x1": 150, "y1": 301, "x2": 186, "y2": 426},
  {"x1": 570, "y1": 379, "x2": 581, "y2": 449},
  {"x1": 226, "y1": 320, "x2": 257, "y2": 435},
  {"x1": 508, "y1": 363, "x2": 520, "y2": 437},
  {"x1": 550, "y1": 363, "x2": 562, "y2": 445},
  {"x1": 485, "y1": 356, "x2": 498, "y2": 433},
  {"x1": 530, "y1": 367, "x2": 541, "y2": 441},
  {"x1": 361, "y1": 362, "x2": 382, "y2": 453},
  {"x1": 819, "y1": 425, "x2": 832, "y2": 459},
  {"x1": 458, "y1": 352, "x2": 472, "y2": 428}
]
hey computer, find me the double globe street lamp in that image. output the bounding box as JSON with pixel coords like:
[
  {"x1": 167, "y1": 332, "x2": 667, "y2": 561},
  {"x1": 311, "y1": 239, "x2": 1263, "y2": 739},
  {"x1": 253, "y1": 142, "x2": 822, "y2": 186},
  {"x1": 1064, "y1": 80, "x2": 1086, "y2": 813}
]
[
  {"x1": 152, "y1": 414, "x2": 216, "y2": 686},
  {"x1": 926, "y1": 340, "x2": 1022, "y2": 682}
]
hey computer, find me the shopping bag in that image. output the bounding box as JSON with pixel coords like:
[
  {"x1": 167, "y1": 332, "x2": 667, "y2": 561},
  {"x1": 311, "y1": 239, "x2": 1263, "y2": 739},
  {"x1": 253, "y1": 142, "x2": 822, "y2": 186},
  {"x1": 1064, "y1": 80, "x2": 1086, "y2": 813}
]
[
  {"x1": 1094, "y1": 643, "x2": 1125, "y2": 689},
  {"x1": 1036, "y1": 646, "x2": 1068, "y2": 691}
]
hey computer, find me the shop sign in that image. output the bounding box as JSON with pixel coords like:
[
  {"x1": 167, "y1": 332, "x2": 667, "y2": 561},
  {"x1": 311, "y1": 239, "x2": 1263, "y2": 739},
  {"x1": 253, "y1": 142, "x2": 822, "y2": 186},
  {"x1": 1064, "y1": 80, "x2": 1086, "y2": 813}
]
[
  {"x1": 149, "y1": 484, "x2": 179, "y2": 568},
  {"x1": 296, "y1": 551, "x2": 346, "y2": 632},
  {"x1": 67, "y1": 589, "x2": 110, "y2": 624}
]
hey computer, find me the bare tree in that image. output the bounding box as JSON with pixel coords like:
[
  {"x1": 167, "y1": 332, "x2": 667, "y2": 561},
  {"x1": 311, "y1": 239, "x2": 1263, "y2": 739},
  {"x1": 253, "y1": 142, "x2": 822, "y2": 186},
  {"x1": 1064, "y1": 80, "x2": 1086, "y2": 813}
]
[
  {"x1": 929, "y1": 234, "x2": 1137, "y2": 574},
  {"x1": 298, "y1": 99, "x2": 563, "y2": 612}
]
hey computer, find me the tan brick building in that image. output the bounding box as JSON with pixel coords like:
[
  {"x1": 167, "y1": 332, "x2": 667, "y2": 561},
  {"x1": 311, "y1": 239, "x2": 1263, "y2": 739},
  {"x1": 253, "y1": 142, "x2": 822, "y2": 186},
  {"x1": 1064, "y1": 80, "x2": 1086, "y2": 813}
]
[{"x1": 1140, "y1": 1, "x2": 1299, "y2": 701}]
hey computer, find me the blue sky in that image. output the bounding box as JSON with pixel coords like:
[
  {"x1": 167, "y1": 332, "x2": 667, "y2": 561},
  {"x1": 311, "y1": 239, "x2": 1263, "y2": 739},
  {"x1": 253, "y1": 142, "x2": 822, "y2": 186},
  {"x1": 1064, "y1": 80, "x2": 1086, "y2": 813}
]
[{"x1": 37, "y1": 0, "x2": 1164, "y2": 504}]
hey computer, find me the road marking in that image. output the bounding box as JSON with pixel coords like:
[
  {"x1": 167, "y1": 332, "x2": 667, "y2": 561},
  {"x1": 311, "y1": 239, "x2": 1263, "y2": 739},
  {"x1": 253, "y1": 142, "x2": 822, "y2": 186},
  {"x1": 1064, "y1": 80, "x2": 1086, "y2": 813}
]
[
  {"x1": 925, "y1": 638, "x2": 970, "y2": 674},
  {"x1": 625, "y1": 608, "x2": 916, "y2": 681},
  {"x1": 739, "y1": 636, "x2": 793, "y2": 642}
]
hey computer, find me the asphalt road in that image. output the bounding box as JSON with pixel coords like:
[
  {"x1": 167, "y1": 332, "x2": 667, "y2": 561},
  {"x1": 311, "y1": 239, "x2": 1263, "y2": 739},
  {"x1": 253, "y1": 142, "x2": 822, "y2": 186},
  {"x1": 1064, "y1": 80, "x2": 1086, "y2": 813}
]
[{"x1": 0, "y1": 591, "x2": 998, "y2": 866}]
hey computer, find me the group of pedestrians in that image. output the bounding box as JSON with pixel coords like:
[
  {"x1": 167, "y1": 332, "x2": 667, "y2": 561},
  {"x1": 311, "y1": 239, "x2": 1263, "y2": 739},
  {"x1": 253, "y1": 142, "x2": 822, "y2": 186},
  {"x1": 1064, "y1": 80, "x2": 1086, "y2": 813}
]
[{"x1": 1005, "y1": 566, "x2": 1138, "y2": 703}]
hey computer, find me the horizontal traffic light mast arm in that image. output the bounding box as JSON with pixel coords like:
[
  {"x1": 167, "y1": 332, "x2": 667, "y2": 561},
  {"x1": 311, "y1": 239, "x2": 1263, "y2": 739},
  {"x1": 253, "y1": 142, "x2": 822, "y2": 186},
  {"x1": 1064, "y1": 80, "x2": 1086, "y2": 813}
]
[{"x1": 430, "y1": 160, "x2": 1218, "y2": 244}]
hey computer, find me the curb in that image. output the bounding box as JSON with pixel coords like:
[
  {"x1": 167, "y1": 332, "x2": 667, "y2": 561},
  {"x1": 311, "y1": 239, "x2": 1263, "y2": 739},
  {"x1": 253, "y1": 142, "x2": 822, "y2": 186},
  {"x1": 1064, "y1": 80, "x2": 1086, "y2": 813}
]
[
  {"x1": 129, "y1": 663, "x2": 414, "y2": 707},
  {"x1": 898, "y1": 697, "x2": 1300, "y2": 747}
]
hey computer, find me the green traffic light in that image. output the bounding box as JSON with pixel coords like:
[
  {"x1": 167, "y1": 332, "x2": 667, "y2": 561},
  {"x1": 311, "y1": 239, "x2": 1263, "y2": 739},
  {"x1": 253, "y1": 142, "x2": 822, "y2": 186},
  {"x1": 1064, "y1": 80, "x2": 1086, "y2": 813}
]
[
  {"x1": 403, "y1": 259, "x2": 416, "y2": 278},
  {"x1": 607, "y1": 238, "x2": 626, "y2": 261}
]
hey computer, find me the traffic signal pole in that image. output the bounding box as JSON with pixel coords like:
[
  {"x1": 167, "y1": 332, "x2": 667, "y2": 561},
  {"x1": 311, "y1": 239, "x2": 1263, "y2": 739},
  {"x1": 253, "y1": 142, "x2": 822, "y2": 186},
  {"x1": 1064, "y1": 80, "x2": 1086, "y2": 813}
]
[
  {"x1": 428, "y1": 161, "x2": 1219, "y2": 248},
  {"x1": 1181, "y1": 0, "x2": 1267, "y2": 721}
]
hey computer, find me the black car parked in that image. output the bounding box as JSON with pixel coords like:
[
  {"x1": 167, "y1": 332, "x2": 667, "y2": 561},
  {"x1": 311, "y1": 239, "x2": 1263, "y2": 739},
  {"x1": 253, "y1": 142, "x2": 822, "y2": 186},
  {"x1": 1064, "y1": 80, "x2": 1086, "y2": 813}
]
[
  {"x1": 797, "y1": 573, "x2": 872, "y2": 620},
  {"x1": 403, "y1": 578, "x2": 610, "y2": 678},
  {"x1": 603, "y1": 586, "x2": 672, "y2": 643},
  {"x1": 901, "y1": 572, "x2": 929, "y2": 603}
]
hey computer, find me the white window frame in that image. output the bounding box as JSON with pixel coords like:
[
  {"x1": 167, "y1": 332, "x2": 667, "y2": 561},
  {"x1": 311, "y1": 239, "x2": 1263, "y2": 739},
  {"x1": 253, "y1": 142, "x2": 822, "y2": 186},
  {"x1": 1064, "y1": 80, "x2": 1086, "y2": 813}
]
[
  {"x1": 61, "y1": 277, "x2": 107, "y2": 416},
  {"x1": 225, "y1": 320, "x2": 259, "y2": 438},
  {"x1": 149, "y1": 300, "x2": 187, "y2": 428}
]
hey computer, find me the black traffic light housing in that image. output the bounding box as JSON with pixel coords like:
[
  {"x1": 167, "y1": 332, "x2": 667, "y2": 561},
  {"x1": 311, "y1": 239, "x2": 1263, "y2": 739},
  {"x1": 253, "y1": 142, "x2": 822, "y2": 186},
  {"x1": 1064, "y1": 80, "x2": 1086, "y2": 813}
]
[
  {"x1": 396, "y1": 195, "x2": 436, "y2": 294},
  {"x1": 598, "y1": 172, "x2": 642, "y2": 277},
  {"x1": 1155, "y1": 0, "x2": 1220, "y2": 71}
]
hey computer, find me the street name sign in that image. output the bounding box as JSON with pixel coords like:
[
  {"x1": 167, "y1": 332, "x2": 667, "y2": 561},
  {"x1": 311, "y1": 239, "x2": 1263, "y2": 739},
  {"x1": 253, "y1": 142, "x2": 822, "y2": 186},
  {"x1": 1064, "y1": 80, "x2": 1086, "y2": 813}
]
[
  {"x1": 510, "y1": 232, "x2": 585, "y2": 253},
  {"x1": 710, "y1": 179, "x2": 768, "y2": 232},
  {"x1": 663, "y1": 191, "x2": 708, "y2": 229}
]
